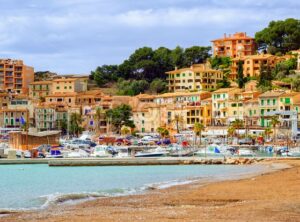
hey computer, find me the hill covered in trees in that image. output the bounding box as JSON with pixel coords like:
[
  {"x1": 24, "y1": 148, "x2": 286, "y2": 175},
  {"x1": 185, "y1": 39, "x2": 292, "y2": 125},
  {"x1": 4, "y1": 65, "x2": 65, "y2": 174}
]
[{"x1": 89, "y1": 18, "x2": 300, "y2": 95}]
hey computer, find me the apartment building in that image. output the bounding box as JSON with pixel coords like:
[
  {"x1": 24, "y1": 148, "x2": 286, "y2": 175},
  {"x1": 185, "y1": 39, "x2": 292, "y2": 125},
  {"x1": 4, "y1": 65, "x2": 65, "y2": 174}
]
[
  {"x1": 0, "y1": 59, "x2": 34, "y2": 94},
  {"x1": 45, "y1": 93, "x2": 77, "y2": 106},
  {"x1": 166, "y1": 64, "x2": 223, "y2": 92},
  {"x1": 0, "y1": 108, "x2": 29, "y2": 130},
  {"x1": 34, "y1": 106, "x2": 57, "y2": 131},
  {"x1": 231, "y1": 54, "x2": 287, "y2": 79},
  {"x1": 29, "y1": 81, "x2": 53, "y2": 101},
  {"x1": 244, "y1": 98, "x2": 260, "y2": 127},
  {"x1": 52, "y1": 77, "x2": 88, "y2": 94},
  {"x1": 212, "y1": 88, "x2": 243, "y2": 125},
  {"x1": 211, "y1": 32, "x2": 256, "y2": 58},
  {"x1": 0, "y1": 92, "x2": 9, "y2": 108}
]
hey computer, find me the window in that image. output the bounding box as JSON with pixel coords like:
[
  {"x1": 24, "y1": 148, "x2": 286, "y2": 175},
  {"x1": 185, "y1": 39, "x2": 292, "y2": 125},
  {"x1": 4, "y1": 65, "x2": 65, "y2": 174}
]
[
  {"x1": 142, "y1": 120, "x2": 144, "y2": 124},
  {"x1": 69, "y1": 86, "x2": 72, "y2": 89},
  {"x1": 56, "y1": 86, "x2": 60, "y2": 90},
  {"x1": 267, "y1": 99, "x2": 270, "y2": 105},
  {"x1": 273, "y1": 99, "x2": 276, "y2": 105},
  {"x1": 182, "y1": 73, "x2": 185, "y2": 77},
  {"x1": 64, "y1": 86, "x2": 67, "y2": 89},
  {"x1": 261, "y1": 100, "x2": 264, "y2": 106},
  {"x1": 176, "y1": 74, "x2": 180, "y2": 77}
]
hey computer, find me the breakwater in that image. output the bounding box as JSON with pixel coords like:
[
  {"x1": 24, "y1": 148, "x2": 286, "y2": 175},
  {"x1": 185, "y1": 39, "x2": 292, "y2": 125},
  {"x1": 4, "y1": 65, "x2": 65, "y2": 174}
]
[{"x1": 0, "y1": 157, "x2": 299, "y2": 166}]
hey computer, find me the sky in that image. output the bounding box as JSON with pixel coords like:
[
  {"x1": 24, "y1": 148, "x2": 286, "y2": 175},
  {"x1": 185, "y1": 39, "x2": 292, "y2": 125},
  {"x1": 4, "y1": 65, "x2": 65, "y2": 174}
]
[{"x1": 0, "y1": 0, "x2": 299, "y2": 74}]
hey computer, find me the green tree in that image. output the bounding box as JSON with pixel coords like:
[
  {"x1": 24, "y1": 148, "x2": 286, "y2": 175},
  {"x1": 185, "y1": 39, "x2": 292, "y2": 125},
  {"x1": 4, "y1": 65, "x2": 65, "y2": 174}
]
[
  {"x1": 231, "y1": 119, "x2": 244, "y2": 140},
  {"x1": 194, "y1": 122, "x2": 205, "y2": 146},
  {"x1": 117, "y1": 79, "x2": 149, "y2": 96},
  {"x1": 183, "y1": 46, "x2": 211, "y2": 66},
  {"x1": 255, "y1": 18, "x2": 300, "y2": 54},
  {"x1": 264, "y1": 127, "x2": 273, "y2": 140},
  {"x1": 150, "y1": 78, "x2": 167, "y2": 94},
  {"x1": 237, "y1": 60, "x2": 246, "y2": 88},
  {"x1": 57, "y1": 118, "x2": 68, "y2": 135},
  {"x1": 92, "y1": 65, "x2": 119, "y2": 87},
  {"x1": 171, "y1": 46, "x2": 185, "y2": 68},
  {"x1": 69, "y1": 113, "x2": 83, "y2": 137},
  {"x1": 105, "y1": 104, "x2": 135, "y2": 134},
  {"x1": 156, "y1": 127, "x2": 169, "y2": 138},
  {"x1": 257, "y1": 63, "x2": 273, "y2": 91}
]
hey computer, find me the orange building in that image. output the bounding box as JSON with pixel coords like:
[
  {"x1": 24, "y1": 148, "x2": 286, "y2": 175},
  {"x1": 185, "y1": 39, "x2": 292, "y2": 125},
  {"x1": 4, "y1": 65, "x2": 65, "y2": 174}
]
[
  {"x1": 211, "y1": 32, "x2": 256, "y2": 58},
  {"x1": 0, "y1": 59, "x2": 34, "y2": 94},
  {"x1": 230, "y1": 54, "x2": 287, "y2": 79}
]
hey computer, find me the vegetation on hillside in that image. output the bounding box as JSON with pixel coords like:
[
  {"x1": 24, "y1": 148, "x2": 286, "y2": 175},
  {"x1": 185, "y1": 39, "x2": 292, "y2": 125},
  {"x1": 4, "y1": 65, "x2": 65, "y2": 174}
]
[
  {"x1": 255, "y1": 18, "x2": 300, "y2": 54},
  {"x1": 90, "y1": 46, "x2": 211, "y2": 95}
]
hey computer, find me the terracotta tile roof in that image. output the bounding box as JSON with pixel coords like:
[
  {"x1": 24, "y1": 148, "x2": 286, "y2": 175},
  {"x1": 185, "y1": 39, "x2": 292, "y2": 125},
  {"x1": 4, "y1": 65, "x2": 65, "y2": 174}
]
[
  {"x1": 258, "y1": 91, "x2": 286, "y2": 98},
  {"x1": 30, "y1": 81, "x2": 53, "y2": 85},
  {"x1": 166, "y1": 64, "x2": 222, "y2": 74}
]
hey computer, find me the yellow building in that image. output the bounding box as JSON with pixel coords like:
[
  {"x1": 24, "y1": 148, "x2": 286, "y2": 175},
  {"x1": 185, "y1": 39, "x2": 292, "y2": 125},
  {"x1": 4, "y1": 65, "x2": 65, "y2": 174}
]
[
  {"x1": 29, "y1": 81, "x2": 53, "y2": 101},
  {"x1": 211, "y1": 32, "x2": 256, "y2": 58},
  {"x1": 52, "y1": 77, "x2": 88, "y2": 94},
  {"x1": 0, "y1": 59, "x2": 34, "y2": 94},
  {"x1": 166, "y1": 64, "x2": 223, "y2": 92},
  {"x1": 231, "y1": 54, "x2": 287, "y2": 79},
  {"x1": 212, "y1": 88, "x2": 243, "y2": 125}
]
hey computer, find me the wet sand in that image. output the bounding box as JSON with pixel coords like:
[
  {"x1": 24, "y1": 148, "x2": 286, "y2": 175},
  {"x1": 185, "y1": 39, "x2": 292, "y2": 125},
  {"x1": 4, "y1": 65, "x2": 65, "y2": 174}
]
[{"x1": 2, "y1": 160, "x2": 300, "y2": 222}]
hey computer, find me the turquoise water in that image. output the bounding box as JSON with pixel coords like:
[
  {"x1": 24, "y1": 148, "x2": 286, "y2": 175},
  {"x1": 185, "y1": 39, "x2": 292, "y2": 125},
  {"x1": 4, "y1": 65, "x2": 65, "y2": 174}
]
[{"x1": 0, "y1": 164, "x2": 269, "y2": 210}]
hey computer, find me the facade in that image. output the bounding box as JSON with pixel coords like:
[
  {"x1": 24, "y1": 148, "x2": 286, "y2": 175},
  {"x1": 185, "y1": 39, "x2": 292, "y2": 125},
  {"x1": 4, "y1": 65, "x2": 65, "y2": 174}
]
[
  {"x1": 231, "y1": 54, "x2": 287, "y2": 79},
  {"x1": 52, "y1": 78, "x2": 88, "y2": 94},
  {"x1": 212, "y1": 88, "x2": 243, "y2": 125},
  {"x1": 166, "y1": 64, "x2": 223, "y2": 92},
  {"x1": 0, "y1": 108, "x2": 29, "y2": 130},
  {"x1": 211, "y1": 32, "x2": 256, "y2": 58},
  {"x1": 0, "y1": 59, "x2": 34, "y2": 94},
  {"x1": 29, "y1": 81, "x2": 53, "y2": 101}
]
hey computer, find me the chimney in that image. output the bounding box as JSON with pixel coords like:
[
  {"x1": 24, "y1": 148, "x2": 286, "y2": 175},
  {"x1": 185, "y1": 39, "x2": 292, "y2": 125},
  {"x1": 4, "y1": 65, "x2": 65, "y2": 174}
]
[{"x1": 175, "y1": 66, "x2": 178, "y2": 70}]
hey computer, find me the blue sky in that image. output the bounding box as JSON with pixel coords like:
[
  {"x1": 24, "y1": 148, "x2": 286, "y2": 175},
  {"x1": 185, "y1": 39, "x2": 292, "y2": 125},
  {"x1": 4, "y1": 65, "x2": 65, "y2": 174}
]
[{"x1": 0, "y1": 0, "x2": 299, "y2": 74}]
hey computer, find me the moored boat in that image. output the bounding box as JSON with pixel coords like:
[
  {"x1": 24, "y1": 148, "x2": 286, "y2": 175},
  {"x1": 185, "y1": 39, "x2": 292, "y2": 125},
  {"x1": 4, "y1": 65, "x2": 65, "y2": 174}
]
[{"x1": 135, "y1": 147, "x2": 168, "y2": 158}]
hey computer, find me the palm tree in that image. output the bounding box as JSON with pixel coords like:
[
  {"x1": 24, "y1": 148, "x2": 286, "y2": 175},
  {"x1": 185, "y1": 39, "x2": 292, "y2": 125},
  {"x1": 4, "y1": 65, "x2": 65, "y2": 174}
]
[
  {"x1": 227, "y1": 126, "x2": 236, "y2": 144},
  {"x1": 231, "y1": 119, "x2": 244, "y2": 141},
  {"x1": 156, "y1": 127, "x2": 169, "y2": 139},
  {"x1": 194, "y1": 122, "x2": 205, "y2": 146},
  {"x1": 264, "y1": 127, "x2": 273, "y2": 141},
  {"x1": 69, "y1": 112, "x2": 83, "y2": 137},
  {"x1": 270, "y1": 116, "x2": 280, "y2": 144},
  {"x1": 172, "y1": 114, "x2": 184, "y2": 133}
]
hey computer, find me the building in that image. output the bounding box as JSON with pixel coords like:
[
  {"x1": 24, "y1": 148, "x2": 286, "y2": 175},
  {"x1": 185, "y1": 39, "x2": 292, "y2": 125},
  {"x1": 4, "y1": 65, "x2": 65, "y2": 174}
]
[
  {"x1": 211, "y1": 32, "x2": 256, "y2": 58},
  {"x1": 45, "y1": 92, "x2": 77, "y2": 106},
  {"x1": 0, "y1": 108, "x2": 29, "y2": 131},
  {"x1": 9, "y1": 130, "x2": 60, "y2": 150},
  {"x1": 0, "y1": 59, "x2": 34, "y2": 94},
  {"x1": 231, "y1": 54, "x2": 287, "y2": 79},
  {"x1": 52, "y1": 77, "x2": 88, "y2": 94},
  {"x1": 29, "y1": 81, "x2": 53, "y2": 101},
  {"x1": 166, "y1": 64, "x2": 223, "y2": 92},
  {"x1": 212, "y1": 88, "x2": 243, "y2": 125}
]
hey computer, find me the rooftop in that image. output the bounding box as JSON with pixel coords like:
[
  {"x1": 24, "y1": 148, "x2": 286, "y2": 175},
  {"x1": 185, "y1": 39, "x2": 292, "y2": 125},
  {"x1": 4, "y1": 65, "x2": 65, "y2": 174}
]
[{"x1": 211, "y1": 32, "x2": 254, "y2": 42}]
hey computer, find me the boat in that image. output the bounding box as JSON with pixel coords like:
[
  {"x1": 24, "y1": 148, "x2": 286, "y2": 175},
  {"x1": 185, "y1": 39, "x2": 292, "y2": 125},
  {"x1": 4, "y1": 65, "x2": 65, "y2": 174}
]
[
  {"x1": 194, "y1": 144, "x2": 227, "y2": 157},
  {"x1": 235, "y1": 148, "x2": 255, "y2": 157},
  {"x1": 64, "y1": 149, "x2": 89, "y2": 158},
  {"x1": 114, "y1": 146, "x2": 130, "y2": 158},
  {"x1": 90, "y1": 145, "x2": 112, "y2": 158},
  {"x1": 168, "y1": 144, "x2": 194, "y2": 157},
  {"x1": 46, "y1": 149, "x2": 63, "y2": 158},
  {"x1": 134, "y1": 147, "x2": 169, "y2": 158}
]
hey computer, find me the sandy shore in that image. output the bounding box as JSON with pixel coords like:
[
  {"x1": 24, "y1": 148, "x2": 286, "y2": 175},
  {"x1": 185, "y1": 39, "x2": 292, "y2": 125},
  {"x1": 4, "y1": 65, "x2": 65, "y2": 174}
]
[{"x1": 2, "y1": 160, "x2": 300, "y2": 222}]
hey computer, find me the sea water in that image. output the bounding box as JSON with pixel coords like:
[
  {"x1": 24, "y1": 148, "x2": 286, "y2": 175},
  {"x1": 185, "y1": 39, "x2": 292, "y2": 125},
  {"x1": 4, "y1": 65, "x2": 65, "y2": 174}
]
[{"x1": 0, "y1": 164, "x2": 271, "y2": 210}]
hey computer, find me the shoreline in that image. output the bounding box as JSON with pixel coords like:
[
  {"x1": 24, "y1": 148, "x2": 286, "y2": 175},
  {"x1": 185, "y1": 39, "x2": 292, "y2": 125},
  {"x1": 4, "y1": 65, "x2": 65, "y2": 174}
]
[{"x1": 2, "y1": 160, "x2": 299, "y2": 221}]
